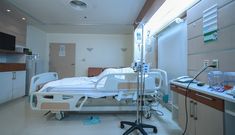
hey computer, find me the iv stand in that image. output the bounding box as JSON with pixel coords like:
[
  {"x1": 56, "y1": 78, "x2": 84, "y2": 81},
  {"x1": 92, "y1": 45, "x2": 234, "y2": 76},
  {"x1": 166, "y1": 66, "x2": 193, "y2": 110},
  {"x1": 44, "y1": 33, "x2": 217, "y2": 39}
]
[{"x1": 120, "y1": 24, "x2": 158, "y2": 135}]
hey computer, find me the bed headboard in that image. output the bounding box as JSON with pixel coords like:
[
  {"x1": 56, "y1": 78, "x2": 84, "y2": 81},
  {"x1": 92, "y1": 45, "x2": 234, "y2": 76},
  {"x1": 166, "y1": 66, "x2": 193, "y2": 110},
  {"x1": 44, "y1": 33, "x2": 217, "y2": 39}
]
[
  {"x1": 88, "y1": 67, "x2": 126, "y2": 77},
  {"x1": 88, "y1": 67, "x2": 104, "y2": 77}
]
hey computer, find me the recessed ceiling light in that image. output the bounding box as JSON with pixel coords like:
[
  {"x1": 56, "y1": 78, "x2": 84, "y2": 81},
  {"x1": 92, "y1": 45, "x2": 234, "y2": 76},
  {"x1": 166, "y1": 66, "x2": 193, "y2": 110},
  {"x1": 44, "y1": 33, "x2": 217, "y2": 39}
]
[
  {"x1": 6, "y1": 9, "x2": 11, "y2": 12},
  {"x1": 22, "y1": 17, "x2": 26, "y2": 21},
  {"x1": 69, "y1": 0, "x2": 87, "y2": 10}
]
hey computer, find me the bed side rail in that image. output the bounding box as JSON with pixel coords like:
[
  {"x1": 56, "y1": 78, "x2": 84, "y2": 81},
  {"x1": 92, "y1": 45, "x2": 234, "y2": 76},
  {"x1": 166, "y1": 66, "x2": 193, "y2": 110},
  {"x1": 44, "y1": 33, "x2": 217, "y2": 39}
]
[
  {"x1": 29, "y1": 72, "x2": 58, "y2": 94},
  {"x1": 145, "y1": 72, "x2": 162, "y2": 91},
  {"x1": 95, "y1": 72, "x2": 162, "y2": 91},
  {"x1": 150, "y1": 69, "x2": 169, "y2": 95},
  {"x1": 95, "y1": 73, "x2": 137, "y2": 90},
  {"x1": 30, "y1": 92, "x2": 87, "y2": 111}
]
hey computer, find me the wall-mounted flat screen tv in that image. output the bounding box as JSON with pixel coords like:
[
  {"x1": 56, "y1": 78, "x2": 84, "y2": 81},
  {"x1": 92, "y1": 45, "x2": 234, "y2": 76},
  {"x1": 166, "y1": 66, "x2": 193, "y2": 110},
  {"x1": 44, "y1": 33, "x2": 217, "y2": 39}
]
[{"x1": 0, "y1": 32, "x2": 16, "y2": 51}]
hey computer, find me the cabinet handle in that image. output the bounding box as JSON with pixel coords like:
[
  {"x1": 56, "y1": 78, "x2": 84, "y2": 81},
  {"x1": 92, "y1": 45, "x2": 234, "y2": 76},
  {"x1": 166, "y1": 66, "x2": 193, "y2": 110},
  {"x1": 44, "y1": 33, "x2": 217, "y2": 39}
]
[
  {"x1": 194, "y1": 102, "x2": 197, "y2": 120},
  {"x1": 190, "y1": 100, "x2": 194, "y2": 118},
  {"x1": 195, "y1": 93, "x2": 213, "y2": 101}
]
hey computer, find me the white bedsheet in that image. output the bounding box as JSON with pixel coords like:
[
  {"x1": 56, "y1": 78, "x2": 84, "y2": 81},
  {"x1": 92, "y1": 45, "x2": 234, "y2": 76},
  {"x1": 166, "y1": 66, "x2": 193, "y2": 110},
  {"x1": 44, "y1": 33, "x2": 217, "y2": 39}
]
[
  {"x1": 40, "y1": 67, "x2": 135, "y2": 92},
  {"x1": 38, "y1": 67, "x2": 137, "y2": 98},
  {"x1": 40, "y1": 76, "x2": 104, "y2": 90},
  {"x1": 39, "y1": 76, "x2": 118, "y2": 98},
  {"x1": 41, "y1": 77, "x2": 97, "y2": 89}
]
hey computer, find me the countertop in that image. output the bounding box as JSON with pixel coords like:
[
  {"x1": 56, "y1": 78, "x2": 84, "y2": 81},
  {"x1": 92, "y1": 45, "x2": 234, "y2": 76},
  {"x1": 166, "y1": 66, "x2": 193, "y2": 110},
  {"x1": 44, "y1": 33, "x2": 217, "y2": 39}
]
[{"x1": 170, "y1": 80, "x2": 235, "y2": 103}]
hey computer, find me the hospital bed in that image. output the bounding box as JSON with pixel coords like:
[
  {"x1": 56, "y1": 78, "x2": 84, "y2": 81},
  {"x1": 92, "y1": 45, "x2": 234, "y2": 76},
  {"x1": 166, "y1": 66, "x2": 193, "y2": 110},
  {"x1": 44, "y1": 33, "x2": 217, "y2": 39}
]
[{"x1": 29, "y1": 68, "x2": 167, "y2": 120}]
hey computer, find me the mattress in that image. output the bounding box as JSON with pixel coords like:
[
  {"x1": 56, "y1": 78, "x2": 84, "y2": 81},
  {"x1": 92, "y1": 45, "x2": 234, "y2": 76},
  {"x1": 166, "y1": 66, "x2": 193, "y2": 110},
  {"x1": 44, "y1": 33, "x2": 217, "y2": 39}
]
[
  {"x1": 37, "y1": 67, "x2": 140, "y2": 98},
  {"x1": 38, "y1": 75, "x2": 122, "y2": 98}
]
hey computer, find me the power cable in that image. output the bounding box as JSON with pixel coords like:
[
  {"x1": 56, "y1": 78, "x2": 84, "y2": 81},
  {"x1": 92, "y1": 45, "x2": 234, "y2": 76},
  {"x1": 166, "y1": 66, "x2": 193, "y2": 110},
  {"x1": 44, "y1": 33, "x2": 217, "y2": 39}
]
[{"x1": 182, "y1": 65, "x2": 216, "y2": 135}]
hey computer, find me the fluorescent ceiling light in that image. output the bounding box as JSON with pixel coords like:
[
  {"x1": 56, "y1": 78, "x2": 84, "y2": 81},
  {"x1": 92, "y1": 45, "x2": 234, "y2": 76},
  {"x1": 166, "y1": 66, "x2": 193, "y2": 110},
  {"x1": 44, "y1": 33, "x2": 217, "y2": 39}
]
[{"x1": 145, "y1": 0, "x2": 200, "y2": 36}]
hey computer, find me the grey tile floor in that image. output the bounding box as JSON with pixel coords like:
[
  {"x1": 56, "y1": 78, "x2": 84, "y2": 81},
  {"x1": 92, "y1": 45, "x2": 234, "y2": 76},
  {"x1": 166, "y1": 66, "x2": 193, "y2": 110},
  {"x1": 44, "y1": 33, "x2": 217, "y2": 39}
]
[{"x1": 0, "y1": 97, "x2": 181, "y2": 135}]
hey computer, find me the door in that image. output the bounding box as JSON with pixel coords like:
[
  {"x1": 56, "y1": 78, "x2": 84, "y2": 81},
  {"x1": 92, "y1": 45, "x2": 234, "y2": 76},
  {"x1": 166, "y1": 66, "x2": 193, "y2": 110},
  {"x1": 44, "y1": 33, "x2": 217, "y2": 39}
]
[{"x1": 49, "y1": 43, "x2": 75, "y2": 79}]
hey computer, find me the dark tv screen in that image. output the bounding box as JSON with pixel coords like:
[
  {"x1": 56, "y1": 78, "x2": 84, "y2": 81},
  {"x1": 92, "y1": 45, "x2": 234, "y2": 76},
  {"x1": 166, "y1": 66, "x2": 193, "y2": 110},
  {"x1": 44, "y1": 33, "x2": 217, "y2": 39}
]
[{"x1": 0, "y1": 32, "x2": 16, "y2": 51}]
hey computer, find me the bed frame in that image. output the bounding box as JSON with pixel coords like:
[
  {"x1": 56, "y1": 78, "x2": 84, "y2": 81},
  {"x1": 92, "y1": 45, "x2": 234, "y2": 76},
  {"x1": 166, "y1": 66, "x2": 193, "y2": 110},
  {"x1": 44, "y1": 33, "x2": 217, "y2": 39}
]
[{"x1": 29, "y1": 71, "x2": 166, "y2": 120}]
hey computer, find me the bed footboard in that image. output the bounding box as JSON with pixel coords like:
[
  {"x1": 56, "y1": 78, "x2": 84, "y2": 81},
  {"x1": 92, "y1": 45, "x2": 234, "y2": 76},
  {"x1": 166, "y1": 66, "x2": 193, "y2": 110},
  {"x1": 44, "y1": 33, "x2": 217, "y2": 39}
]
[{"x1": 30, "y1": 92, "x2": 88, "y2": 111}]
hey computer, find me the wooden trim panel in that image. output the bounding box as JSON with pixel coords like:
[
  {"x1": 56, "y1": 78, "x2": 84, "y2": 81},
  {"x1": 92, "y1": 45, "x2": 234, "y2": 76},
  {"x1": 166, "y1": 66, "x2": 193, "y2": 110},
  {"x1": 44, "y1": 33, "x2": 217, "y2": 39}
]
[
  {"x1": 190, "y1": 90, "x2": 224, "y2": 112},
  {"x1": 0, "y1": 49, "x2": 25, "y2": 54},
  {"x1": 133, "y1": 0, "x2": 166, "y2": 29},
  {"x1": 170, "y1": 84, "x2": 187, "y2": 96},
  {"x1": 118, "y1": 82, "x2": 138, "y2": 90},
  {"x1": 134, "y1": 0, "x2": 155, "y2": 28},
  {"x1": 41, "y1": 102, "x2": 69, "y2": 110},
  {"x1": 0, "y1": 63, "x2": 26, "y2": 72}
]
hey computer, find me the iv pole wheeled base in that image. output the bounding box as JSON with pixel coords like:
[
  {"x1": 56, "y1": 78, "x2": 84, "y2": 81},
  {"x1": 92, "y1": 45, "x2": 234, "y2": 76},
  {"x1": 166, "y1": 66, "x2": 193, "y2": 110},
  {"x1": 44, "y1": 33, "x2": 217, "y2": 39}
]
[{"x1": 120, "y1": 120, "x2": 158, "y2": 135}]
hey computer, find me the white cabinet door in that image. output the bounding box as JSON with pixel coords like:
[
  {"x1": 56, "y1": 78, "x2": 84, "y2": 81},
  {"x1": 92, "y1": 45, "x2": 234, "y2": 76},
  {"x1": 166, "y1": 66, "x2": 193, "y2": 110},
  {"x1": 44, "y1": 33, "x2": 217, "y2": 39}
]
[
  {"x1": 195, "y1": 101, "x2": 224, "y2": 135},
  {"x1": 178, "y1": 94, "x2": 196, "y2": 135},
  {"x1": 0, "y1": 72, "x2": 13, "y2": 104},
  {"x1": 12, "y1": 71, "x2": 26, "y2": 99}
]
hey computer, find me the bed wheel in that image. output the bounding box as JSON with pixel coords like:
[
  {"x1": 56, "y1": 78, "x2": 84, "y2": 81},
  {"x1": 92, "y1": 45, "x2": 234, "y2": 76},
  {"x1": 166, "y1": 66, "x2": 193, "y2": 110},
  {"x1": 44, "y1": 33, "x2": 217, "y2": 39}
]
[
  {"x1": 55, "y1": 112, "x2": 64, "y2": 120},
  {"x1": 120, "y1": 123, "x2": 125, "y2": 129}
]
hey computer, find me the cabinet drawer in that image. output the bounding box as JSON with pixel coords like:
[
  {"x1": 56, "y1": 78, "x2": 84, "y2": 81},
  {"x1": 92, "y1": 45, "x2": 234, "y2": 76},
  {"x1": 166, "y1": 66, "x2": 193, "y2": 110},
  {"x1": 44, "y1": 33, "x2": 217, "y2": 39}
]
[{"x1": 190, "y1": 90, "x2": 224, "y2": 112}]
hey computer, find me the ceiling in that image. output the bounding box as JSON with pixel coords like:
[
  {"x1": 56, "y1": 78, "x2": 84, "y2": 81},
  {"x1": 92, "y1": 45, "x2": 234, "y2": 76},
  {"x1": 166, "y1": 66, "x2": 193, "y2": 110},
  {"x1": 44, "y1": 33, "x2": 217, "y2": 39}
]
[{"x1": 5, "y1": 0, "x2": 146, "y2": 34}]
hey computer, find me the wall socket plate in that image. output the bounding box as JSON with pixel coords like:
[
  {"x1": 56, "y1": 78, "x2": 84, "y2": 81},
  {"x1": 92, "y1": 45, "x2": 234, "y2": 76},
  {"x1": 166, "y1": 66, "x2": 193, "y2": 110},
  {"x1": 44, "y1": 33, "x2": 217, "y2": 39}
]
[
  {"x1": 212, "y1": 59, "x2": 219, "y2": 68},
  {"x1": 203, "y1": 60, "x2": 209, "y2": 67}
]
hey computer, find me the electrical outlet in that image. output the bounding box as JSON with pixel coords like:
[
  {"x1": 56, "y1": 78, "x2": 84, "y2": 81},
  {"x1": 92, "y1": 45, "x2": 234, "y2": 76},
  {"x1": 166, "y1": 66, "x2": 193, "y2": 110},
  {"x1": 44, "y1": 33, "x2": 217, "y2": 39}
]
[
  {"x1": 203, "y1": 60, "x2": 209, "y2": 67},
  {"x1": 212, "y1": 59, "x2": 219, "y2": 69}
]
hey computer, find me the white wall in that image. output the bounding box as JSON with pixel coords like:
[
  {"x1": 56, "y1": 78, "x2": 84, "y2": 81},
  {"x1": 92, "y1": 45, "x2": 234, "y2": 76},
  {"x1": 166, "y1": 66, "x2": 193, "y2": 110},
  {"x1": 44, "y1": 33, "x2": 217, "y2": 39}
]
[
  {"x1": 187, "y1": 0, "x2": 235, "y2": 82},
  {"x1": 158, "y1": 22, "x2": 188, "y2": 80},
  {"x1": 26, "y1": 25, "x2": 47, "y2": 73},
  {"x1": 47, "y1": 33, "x2": 133, "y2": 76}
]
